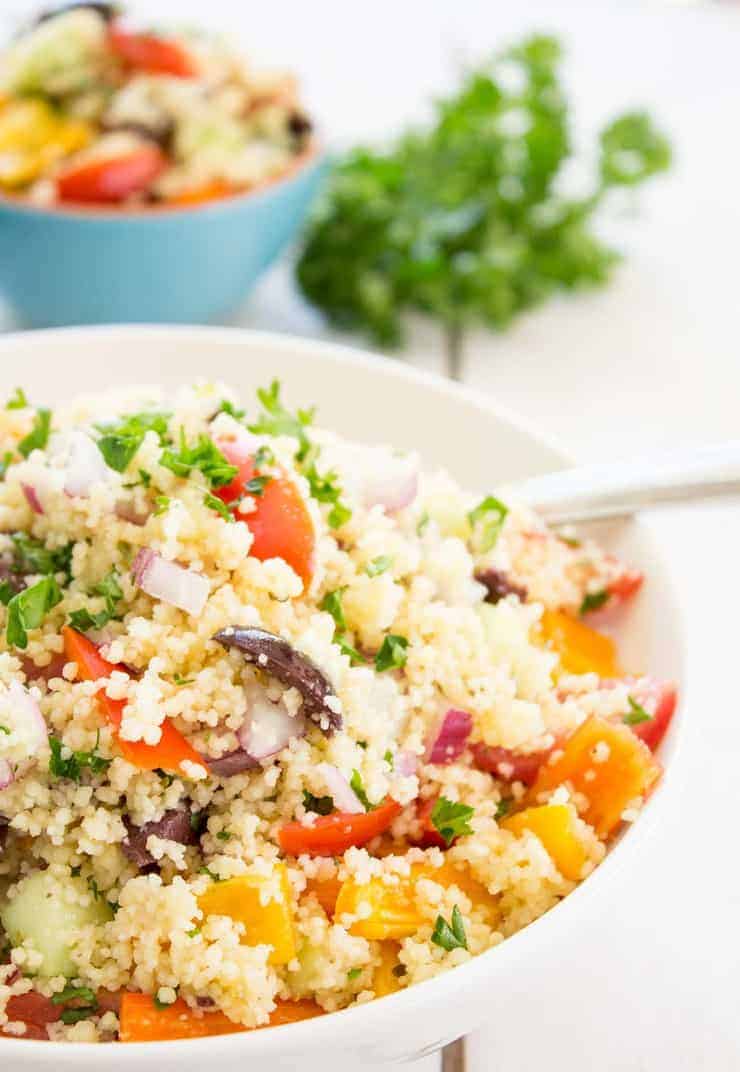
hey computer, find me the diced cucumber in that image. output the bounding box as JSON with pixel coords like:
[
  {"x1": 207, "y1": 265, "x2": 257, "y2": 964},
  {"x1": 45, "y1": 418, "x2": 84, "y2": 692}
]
[{"x1": 0, "y1": 870, "x2": 112, "y2": 978}]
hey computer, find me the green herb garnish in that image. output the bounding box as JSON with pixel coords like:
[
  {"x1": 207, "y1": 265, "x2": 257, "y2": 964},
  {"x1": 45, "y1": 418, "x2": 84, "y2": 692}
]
[
  {"x1": 365, "y1": 555, "x2": 393, "y2": 577},
  {"x1": 52, "y1": 985, "x2": 96, "y2": 1006},
  {"x1": 320, "y1": 588, "x2": 365, "y2": 665},
  {"x1": 59, "y1": 1006, "x2": 97, "y2": 1024},
  {"x1": 96, "y1": 411, "x2": 170, "y2": 473},
  {"x1": 624, "y1": 696, "x2": 652, "y2": 726},
  {"x1": 296, "y1": 37, "x2": 670, "y2": 376},
  {"x1": 68, "y1": 569, "x2": 123, "y2": 632},
  {"x1": 198, "y1": 865, "x2": 223, "y2": 882},
  {"x1": 10, "y1": 532, "x2": 73, "y2": 579},
  {"x1": 173, "y1": 673, "x2": 194, "y2": 686},
  {"x1": 0, "y1": 452, "x2": 14, "y2": 480},
  {"x1": 0, "y1": 725, "x2": 9, "y2": 735},
  {"x1": 245, "y1": 475, "x2": 270, "y2": 497},
  {"x1": 302, "y1": 789, "x2": 335, "y2": 815},
  {"x1": 495, "y1": 798, "x2": 512, "y2": 821},
  {"x1": 349, "y1": 769, "x2": 373, "y2": 811},
  {"x1": 186, "y1": 927, "x2": 201, "y2": 938},
  {"x1": 217, "y1": 399, "x2": 246, "y2": 421},
  {"x1": 468, "y1": 496, "x2": 508, "y2": 553},
  {"x1": 383, "y1": 749, "x2": 394, "y2": 770},
  {"x1": 204, "y1": 491, "x2": 234, "y2": 521},
  {"x1": 6, "y1": 388, "x2": 28, "y2": 410},
  {"x1": 48, "y1": 731, "x2": 110, "y2": 782},
  {"x1": 160, "y1": 429, "x2": 238, "y2": 489},
  {"x1": 216, "y1": 830, "x2": 232, "y2": 842},
  {"x1": 431, "y1": 797, "x2": 474, "y2": 846},
  {"x1": 431, "y1": 905, "x2": 468, "y2": 952},
  {"x1": 18, "y1": 408, "x2": 51, "y2": 457},
  {"x1": 374, "y1": 633, "x2": 408, "y2": 672},
  {"x1": 580, "y1": 589, "x2": 609, "y2": 615},
  {"x1": 153, "y1": 495, "x2": 170, "y2": 516},
  {"x1": 6, "y1": 574, "x2": 62, "y2": 649},
  {"x1": 347, "y1": 968, "x2": 362, "y2": 980}
]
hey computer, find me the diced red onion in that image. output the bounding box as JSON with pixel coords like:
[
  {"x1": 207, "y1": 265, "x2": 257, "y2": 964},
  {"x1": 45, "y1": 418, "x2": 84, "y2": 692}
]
[
  {"x1": 426, "y1": 708, "x2": 472, "y2": 765},
  {"x1": 395, "y1": 749, "x2": 418, "y2": 777},
  {"x1": 0, "y1": 760, "x2": 12, "y2": 791},
  {"x1": 131, "y1": 549, "x2": 209, "y2": 617},
  {"x1": 64, "y1": 431, "x2": 110, "y2": 498},
  {"x1": 237, "y1": 683, "x2": 306, "y2": 760},
  {"x1": 363, "y1": 453, "x2": 419, "y2": 513},
  {"x1": 315, "y1": 762, "x2": 364, "y2": 814},
  {"x1": 22, "y1": 484, "x2": 44, "y2": 515},
  {"x1": 8, "y1": 680, "x2": 47, "y2": 753}
]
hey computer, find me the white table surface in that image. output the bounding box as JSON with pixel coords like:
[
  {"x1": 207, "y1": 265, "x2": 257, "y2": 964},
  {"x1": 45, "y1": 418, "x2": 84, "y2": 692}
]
[{"x1": 2, "y1": 1, "x2": 739, "y2": 1067}]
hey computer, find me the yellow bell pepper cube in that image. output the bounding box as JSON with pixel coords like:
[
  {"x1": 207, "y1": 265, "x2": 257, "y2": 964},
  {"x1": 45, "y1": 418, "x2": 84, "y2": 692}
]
[
  {"x1": 198, "y1": 863, "x2": 297, "y2": 965},
  {"x1": 540, "y1": 609, "x2": 620, "y2": 678},
  {"x1": 336, "y1": 860, "x2": 498, "y2": 940},
  {"x1": 372, "y1": 941, "x2": 402, "y2": 997},
  {"x1": 0, "y1": 99, "x2": 91, "y2": 188},
  {"x1": 502, "y1": 803, "x2": 588, "y2": 881},
  {"x1": 527, "y1": 715, "x2": 661, "y2": 839}
]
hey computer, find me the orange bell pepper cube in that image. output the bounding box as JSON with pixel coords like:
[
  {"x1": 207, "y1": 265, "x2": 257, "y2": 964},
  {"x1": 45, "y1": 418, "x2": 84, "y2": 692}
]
[
  {"x1": 502, "y1": 804, "x2": 588, "y2": 881},
  {"x1": 279, "y1": 798, "x2": 401, "y2": 857},
  {"x1": 540, "y1": 609, "x2": 621, "y2": 678},
  {"x1": 119, "y1": 994, "x2": 322, "y2": 1042},
  {"x1": 62, "y1": 626, "x2": 204, "y2": 776},
  {"x1": 215, "y1": 439, "x2": 315, "y2": 587},
  {"x1": 303, "y1": 874, "x2": 342, "y2": 916},
  {"x1": 527, "y1": 715, "x2": 662, "y2": 839},
  {"x1": 198, "y1": 865, "x2": 297, "y2": 965}
]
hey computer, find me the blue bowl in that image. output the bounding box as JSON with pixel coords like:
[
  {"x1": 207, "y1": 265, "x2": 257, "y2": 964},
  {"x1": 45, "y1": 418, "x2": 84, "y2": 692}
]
[{"x1": 0, "y1": 151, "x2": 326, "y2": 327}]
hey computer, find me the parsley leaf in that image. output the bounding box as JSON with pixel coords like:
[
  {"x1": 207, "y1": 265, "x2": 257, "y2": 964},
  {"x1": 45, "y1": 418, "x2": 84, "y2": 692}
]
[
  {"x1": 349, "y1": 769, "x2": 373, "y2": 811},
  {"x1": 217, "y1": 399, "x2": 246, "y2": 421},
  {"x1": 68, "y1": 569, "x2": 123, "y2": 633},
  {"x1": 154, "y1": 495, "x2": 170, "y2": 516},
  {"x1": 0, "y1": 725, "x2": 9, "y2": 735},
  {"x1": 321, "y1": 588, "x2": 365, "y2": 665},
  {"x1": 245, "y1": 475, "x2": 270, "y2": 497},
  {"x1": 468, "y1": 496, "x2": 508, "y2": 553},
  {"x1": 204, "y1": 492, "x2": 234, "y2": 521},
  {"x1": 18, "y1": 408, "x2": 51, "y2": 458},
  {"x1": 303, "y1": 789, "x2": 335, "y2": 815},
  {"x1": 48, "y1": 732, "x2": 110, "y2": 782},
  {"x1": 10, "y1": 532, "x2": 73, "y2": 579},
  {"x1": 198, "y1": 865, "x2": 223, "y2": 883},
  {"x1": 431, "y1": 797, "x2": 474, "y2": 846},
  {"x1": 216, "y1": 830, "x2": 232, "y2": 842},
  {"x1": 624, "y1": 695, "x2": 652, "y2": 726},
  {"x1": 431, "y1": 905, "x2": 468, "y2": 952},
  {"x1": 375, "y1": 634, "x2": 408, "y2": 672},
  {"x1": 296, "y1": 38, "x2": 670, "y2": 370},
  {"x1": 6, "y1": 388, "x2": 28, "y2": 410},
  {"x1": 365, "y1": 555, "x2": 393, "y2": 577},
  {"x1": 52, "y1": 985, "x2": 97, "y2": 1006},
  {"x1": 6, "y1": 575, "x2": 61, "y2": 649},
  {"x1": 160, "y1": 430, "x2": 238, "y2": 489},
  {"x1": 60, "y1": 1007, "x2": 97, "y2": 1025},
  {"x1": 347, "y1": 968, "x2": 362, "y2": 980},
  {"x1": 0, "y1": 452, "x2": 13, "y2": 480},
  {"x1": 173, "y1": 673, "x2": 194, "y2": 686},
  {"x1": 580, "y1": 589, "x2": 609, "y2": 616},
  {"x1": 95, "y1": 411, "x2": 170, "y2": 473},
  {"x1": 495, "y1": 798, "x2": 512, "y2": 821}
]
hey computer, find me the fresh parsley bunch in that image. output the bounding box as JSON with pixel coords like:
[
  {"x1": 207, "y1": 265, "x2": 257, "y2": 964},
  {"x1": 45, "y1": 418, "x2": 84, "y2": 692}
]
[{"x1": 296, "y1": 35, "x2": 671, "y2": 373}]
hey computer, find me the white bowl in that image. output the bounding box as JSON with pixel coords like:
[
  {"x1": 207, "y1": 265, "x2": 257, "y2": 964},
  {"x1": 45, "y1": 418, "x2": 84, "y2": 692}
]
[{"x1": 0, "y1": 326, "x2": 685, "y2": 1071}]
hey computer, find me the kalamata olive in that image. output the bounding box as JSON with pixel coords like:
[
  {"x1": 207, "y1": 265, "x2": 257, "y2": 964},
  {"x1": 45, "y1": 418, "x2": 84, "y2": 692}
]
[
  {"x1": 213, "y1": 626, "x2": 342, "y2": 734},
  {"x1": 288, "y1": 112, "x2": 313, "y2": 145},
  {"x1": 207, "y1": 749, "x2": 260, "y2": 778},
  {"x1": 475, "y1": 568, "x2": 527, "y2": 604},
  {"x1": 122, "y1": 809, "x2": 198, "y2": 871},
  {"x1": 36, "y1": 2, "x2": 118, "y2": 24}
]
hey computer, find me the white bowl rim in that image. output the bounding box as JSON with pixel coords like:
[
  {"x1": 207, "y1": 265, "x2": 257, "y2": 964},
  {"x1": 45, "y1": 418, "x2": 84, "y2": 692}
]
[{"x1": 0, "y1": 324, "x2": 687, "y2": 1061}]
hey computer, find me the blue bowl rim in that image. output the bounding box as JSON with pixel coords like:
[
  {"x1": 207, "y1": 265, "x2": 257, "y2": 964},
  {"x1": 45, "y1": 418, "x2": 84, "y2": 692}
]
[{"x1": 0, "y1": 140, "x2": 325, "y2": 224}]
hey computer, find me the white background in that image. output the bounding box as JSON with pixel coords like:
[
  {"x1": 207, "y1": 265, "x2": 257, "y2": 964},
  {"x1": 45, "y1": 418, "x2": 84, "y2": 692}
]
[{"x1": 2, "y1": 2, "x2": 740, "y2": 1068}]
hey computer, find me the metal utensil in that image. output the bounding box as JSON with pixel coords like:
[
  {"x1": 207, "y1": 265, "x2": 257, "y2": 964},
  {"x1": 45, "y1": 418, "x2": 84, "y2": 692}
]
[{"x1": 512, "y1": 441, "x2": 740, "y2": 525}]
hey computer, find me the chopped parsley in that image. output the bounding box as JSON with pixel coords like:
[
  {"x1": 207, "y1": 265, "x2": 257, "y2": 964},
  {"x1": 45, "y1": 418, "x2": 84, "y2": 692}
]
[
  {"x1": 349, "y1": 769, "x2": 373, "y2": 811},
  {"x1": 347, "y1": 968, "x2": 362, "y2": 980},
  {"x1": 203, "y1": 491, "x2": 234, "y2": 521},
  {"x1": 198, "y1": 865, "x2": 223, "y2": 882},
  {"x1": 431, "y1": 797, "x2": 474, "y2": 846},
  {"x1": 320, "y1": 588, "x2": 365, "y2": 665},
  {"x1": 365, "y1": 555, "x2": 393, "y2": 577},
  {"x1": 624, "y1": 695, "x2": 652, "y2": 726},
  {"x1": 153, "y1": 495, "x2": 170, "y2": 516},
  {"x1": 216, "y1": 830, "x2": 232, "y2": 842},
  {"x1": 10, "y1": 532, "x2": 73, "y2": 579},
  {"x1": 59, "y1": 1006, "x2": 97, "y2": 1025},
  {"x1": 18, "y1": 408, "x2": 51, "y2": 458},
  {"x1": 0, "y1": 584, "x2": 13, "y2": 606},
  {"x1": 217, "y1": 399, "x2": 246, "y2": 421},
  {"x1": 123, "y1": 468, "x2": 152, "y2": 490},
  {"x1": 52, "y1": 985, "x2": 96, "y2": 1007},
  {"x1": 68, "y1": 569, "x2": 123, "y2": 632},
  {"x1": 383, "y1": 749, "x2": 394, "y2": 770},
  {"x1": 249, "y1": 381, "x2": 352, "y2": 529},
  {"x1": 48, "y1": 732, "x2": 110, "y2": 782},
  {"x1": 245, "y1": 475, "x2": 270, "y2": 497},
  {"x1": 6, "y1": 574, "x2": 62, "y2": 649},
  {"x1": 186, "y1": 927, "x2": 201, "y2": 938},
  {"x1": 96, "y1": 411, "x2": 171, "y2": 472},
  {"x1": 431, "y1": 905, "x2": 468, "y2": 952},
  {"x1": 0, "y1": 725, "x2": 9, "y2": 735},
  {"x1": 375, "y1": 633, "x2": 408, "y2": 672},
  {"x1": 495, "y1": 798, "x2": 512, "y2": 821},
  {"x1": 468, "y1": 496, "x2": 508, "y2": 553},
  {"x1": 416, "y1": 512, "x2": 430, "y2": 536},
  {"x1": 0, "y1": 451, "x2": 13, "y2": 480},
  {"x1": 303, "y1": 789, "x2": 334, "y2": 816},
  {"x1": 87, "y1": 875, "x2": 103, "y2": 902},
  {"x1": 580, "y1": 589, "x2": 609, "y2": 616},
  {"x1": 173, "y1": 673, "x2": 194, "y2": 686},
  {"x1": 254, "y1": 445, "x2": 275, "y2": 469},
  {"x1": 6, "y1": 387, "x2": 28, "y2": 410},
  {"x1": 160, "y1": 429, "x2": 238, "y2": 489},
  {"x1": 189, "y1": 811, "x2": 207, "y2": 835}
]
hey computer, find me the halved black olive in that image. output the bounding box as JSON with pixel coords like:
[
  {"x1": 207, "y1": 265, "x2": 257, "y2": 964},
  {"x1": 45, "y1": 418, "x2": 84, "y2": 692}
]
[
  {"x1": 213, "y1": 626, "x2": 342, "y2": 734},
  {"x1": 475, "y1": 568, "x2": 527, "y2": 604},
  {"x1": 207, "y1": 749, "x2": 260, "y2": 778},
  {"x1": 122, "y1": 809, "x2": 198, "y2": 871}
]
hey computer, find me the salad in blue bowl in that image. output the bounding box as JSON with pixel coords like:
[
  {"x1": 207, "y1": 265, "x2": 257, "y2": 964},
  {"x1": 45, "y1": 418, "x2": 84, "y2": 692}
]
[{"x1": 0, "y1": 3, "x2": 325, "y2": 326}]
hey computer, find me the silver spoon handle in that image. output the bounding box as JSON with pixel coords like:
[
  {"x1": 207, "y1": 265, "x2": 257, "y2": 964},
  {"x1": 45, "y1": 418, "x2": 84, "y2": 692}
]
[{"x1": 513, "y1": 441, "x2": 740, "y2": 525}]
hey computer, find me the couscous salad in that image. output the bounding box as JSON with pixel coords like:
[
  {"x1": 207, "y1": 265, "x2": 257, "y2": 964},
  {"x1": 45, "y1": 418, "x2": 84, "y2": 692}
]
[{"x1": 0, "y1": 380, "x2": 676, "y2": 1042}]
